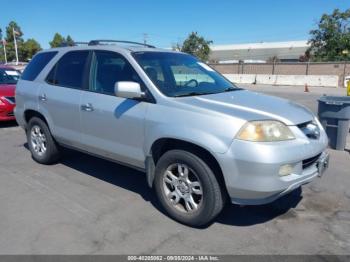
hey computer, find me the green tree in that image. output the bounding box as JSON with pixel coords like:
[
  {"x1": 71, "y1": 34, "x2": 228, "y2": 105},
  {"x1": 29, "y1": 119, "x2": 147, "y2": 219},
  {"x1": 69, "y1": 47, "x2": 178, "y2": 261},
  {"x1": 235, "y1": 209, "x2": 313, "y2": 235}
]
[
  {"x1": 1, "y1": 21, "x2": 42, "y2": 62},
  {"x1": 308, "y1": 8, "x2": 350, "y2": 61},
  {"x1": 49, "y1": 33, "x2": 66, "y2": 48},
  {"x1": 4, "y1": 21, "x2": 25, "y2": 62},
  {"x1": 5, "y1": 21, "x2": 24, "y2": 42},
  {"x1": 176, "y1": 32, "x2": 213, "y2": 61},
  {"x1": 66, "y1": 35, "x2": 74, "y2": 46},
  {"x1": 22, "y1": 38, "x2": 41, "y2": 61}
]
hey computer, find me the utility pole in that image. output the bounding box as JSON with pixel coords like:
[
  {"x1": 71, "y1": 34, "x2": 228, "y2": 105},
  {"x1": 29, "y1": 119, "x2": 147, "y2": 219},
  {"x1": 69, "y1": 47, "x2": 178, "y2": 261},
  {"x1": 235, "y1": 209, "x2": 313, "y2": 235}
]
[{"x1": 143, "y1": 33, "x2": 148, "y2": 45}]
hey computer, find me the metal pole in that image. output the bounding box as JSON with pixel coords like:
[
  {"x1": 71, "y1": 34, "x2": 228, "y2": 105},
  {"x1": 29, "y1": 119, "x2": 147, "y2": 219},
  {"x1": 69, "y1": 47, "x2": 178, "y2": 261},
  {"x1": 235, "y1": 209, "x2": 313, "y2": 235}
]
[
  {"x1": 3, "y1": 43, "x2": 7, "y2": 64},
  {"x1": 306, "y1": 62, "x2": 309, "y2": 75},
  {"x1": 342, "y1": 61, "x2": 347, "y2": 88},
  {"x1": 1, "y1": 39, "x2": 7, "y2": 64},
  {"x1": 143, "y1": 33, "x2": 148, "y2": 45},
  {"x1": 13, "y1": 28, "x2": 19, "y2": 65}
]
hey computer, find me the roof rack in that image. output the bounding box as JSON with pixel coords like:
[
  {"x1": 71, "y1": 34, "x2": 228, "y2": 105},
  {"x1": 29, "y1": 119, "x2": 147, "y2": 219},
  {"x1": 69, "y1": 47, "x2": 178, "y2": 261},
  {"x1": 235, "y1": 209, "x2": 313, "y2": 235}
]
[
  {"x1": 57, "y1": 42, "x2": 88, "y2": 47},
  {"x1": 88, "y1": 40, "x2": 155, "y2": 48},
  {"x1": 74, "y1": 42, "x2": 89, "y2": 45}
]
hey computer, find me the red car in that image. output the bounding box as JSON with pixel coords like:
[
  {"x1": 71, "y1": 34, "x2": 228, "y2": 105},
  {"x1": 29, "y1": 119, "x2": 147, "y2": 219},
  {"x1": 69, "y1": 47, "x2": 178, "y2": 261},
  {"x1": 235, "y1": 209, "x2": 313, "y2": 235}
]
[{"x1": 0, "y1": 66, "x2": 20, "y2": 121}]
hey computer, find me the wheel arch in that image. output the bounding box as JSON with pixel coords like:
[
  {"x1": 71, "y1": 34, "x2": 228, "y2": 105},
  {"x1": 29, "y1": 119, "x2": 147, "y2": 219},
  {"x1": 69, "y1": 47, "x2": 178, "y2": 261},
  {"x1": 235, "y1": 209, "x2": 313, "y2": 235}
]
[
  {"x1": 24, "y1": 110, "x2": 48, "y2": 126},
  {"x1": 147, "y1": 138, "x2": 228, "y2": 198}
]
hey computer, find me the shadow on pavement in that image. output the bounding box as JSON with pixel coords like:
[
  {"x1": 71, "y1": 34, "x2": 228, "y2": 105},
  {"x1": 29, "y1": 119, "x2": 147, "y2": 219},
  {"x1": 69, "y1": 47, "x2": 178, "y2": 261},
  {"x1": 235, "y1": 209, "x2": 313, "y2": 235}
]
[
  {"x1": 0, "y1": 120, "x2": 18, "y2": 128},
  {"x1": 59, "y1": 148, "x2": 156, "y2": 201},
  {"x1": 216, "y1": 187, "x2": 302, "y2": 226},
  {"x1": 24, "y1": 145, "x2": 303, "y2": 228}
]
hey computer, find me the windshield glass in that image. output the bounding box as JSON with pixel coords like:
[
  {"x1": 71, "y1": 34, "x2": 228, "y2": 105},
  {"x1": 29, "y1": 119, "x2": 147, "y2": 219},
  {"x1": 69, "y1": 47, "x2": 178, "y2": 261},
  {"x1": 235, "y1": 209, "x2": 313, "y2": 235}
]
[
  {"x1": 132, "y1": 52, "x2": 239, "y2": 97},
  {"x1": 0, "y1": 69, "x2": 21, "y2": 84}
]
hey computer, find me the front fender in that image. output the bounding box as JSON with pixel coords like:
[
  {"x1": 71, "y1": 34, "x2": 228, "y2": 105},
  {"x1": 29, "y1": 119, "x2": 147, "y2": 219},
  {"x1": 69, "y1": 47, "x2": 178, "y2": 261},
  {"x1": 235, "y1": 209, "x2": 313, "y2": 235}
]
[{"x1": 144, "y1": 123, "x2": 232, "y2": 155}]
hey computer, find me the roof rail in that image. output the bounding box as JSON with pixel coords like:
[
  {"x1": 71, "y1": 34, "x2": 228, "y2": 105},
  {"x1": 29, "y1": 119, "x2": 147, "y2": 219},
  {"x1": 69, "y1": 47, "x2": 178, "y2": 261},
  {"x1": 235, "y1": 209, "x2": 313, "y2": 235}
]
[
  {"x1": 57, "y1": 41, "x2": 88, "y2": 48},
  {"x1": 74, "y1": 42, "x2": 89, "y2": 45},
  {"x1": 88, "y1": 40, "x2": 155, "y2": 48}
]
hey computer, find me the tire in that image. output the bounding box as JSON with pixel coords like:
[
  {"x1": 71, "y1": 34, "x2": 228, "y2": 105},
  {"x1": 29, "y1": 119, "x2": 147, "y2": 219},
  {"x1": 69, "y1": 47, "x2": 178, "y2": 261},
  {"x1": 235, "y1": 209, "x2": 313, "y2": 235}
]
[
  {"x1": 26, "y1": 117, "x2": 60, "y2": 164},
  {"x1": 154, "y1": 149, "x2": 224, "y2": 226}
]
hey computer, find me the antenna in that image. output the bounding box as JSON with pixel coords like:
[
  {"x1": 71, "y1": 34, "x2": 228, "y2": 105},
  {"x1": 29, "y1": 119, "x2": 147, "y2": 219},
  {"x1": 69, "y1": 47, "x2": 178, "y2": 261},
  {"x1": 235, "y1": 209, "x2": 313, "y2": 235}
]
[{"x1": 143, "y1": 33, "x2": 148, "y2": 45}]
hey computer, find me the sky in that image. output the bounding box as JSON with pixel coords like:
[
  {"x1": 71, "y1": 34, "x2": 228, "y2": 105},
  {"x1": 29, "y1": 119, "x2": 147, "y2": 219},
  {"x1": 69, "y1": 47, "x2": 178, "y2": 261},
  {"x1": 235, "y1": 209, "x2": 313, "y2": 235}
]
[{"x1": 0, "y1": 0, "x2": 349, "y2": 49}]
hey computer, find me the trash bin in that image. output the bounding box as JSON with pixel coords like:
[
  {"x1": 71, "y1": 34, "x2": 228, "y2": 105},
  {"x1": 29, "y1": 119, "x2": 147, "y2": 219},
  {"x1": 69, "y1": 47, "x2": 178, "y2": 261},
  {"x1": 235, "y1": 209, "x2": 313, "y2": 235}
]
[{"x1": 318, "y1": 96, "x2": 350, "y2": 150}]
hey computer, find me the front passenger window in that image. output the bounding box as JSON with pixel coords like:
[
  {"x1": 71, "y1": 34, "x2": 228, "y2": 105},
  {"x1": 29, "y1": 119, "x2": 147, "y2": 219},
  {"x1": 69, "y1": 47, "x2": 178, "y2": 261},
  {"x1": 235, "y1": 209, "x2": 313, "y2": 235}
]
[{"x1": 90, "y1": 51, "x2": 143, "y2": 95}]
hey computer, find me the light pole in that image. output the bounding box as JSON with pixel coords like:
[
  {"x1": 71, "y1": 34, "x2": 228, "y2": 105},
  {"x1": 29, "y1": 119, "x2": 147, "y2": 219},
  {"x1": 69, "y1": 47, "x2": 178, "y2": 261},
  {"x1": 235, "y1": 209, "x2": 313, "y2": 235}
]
[
  {"x1": 2, "y1": 41, "x2": 7, "y2": 64},
  {"x1": 0, "y1": 30, "x2": 7, "y2": 64},
  {"x1": 13, "y1": 28, "x2": 19, "y2": 65}
]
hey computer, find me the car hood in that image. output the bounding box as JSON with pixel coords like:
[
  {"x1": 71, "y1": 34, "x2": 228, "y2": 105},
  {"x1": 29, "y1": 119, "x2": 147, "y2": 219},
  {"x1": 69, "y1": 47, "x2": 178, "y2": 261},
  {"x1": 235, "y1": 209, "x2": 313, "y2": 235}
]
[
  {"x1": 0, "y1": 84, "x2": 16, "y2": 97},
  {"x1": 176, "y1": 90, "x2": 314, "y2": 125}
]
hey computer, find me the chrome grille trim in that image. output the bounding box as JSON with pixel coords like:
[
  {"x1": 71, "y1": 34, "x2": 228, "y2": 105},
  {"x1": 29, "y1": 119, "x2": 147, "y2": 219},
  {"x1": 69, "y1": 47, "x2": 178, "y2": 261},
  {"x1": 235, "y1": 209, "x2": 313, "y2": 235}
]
[{"x1": 302, "y1": 153, "x2": 321, "y2": 169}]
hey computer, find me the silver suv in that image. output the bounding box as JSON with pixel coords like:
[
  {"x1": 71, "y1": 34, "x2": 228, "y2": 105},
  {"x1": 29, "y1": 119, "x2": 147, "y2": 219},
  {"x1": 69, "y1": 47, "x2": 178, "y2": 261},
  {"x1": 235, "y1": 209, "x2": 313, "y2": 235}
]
[{"x1": 15, "y1": 40, "x2": 329, "y2": 226}]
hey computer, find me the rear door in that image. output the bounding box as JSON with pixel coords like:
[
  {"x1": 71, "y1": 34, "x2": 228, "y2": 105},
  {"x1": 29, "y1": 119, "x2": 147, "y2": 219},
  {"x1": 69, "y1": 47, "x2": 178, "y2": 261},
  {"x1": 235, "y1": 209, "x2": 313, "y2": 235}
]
[
  {"x1": 40, "y1": 50, "x2": 90, "y2": 147},
  {"x1": 80, "y1": 50, "x2": 149, "y2": 168}
]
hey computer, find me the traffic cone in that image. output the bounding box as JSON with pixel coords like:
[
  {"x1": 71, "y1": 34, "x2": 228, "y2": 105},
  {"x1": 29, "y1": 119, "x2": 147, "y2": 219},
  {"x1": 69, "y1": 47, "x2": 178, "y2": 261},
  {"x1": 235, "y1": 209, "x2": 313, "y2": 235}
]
[{"x1": 304, "y1": 84, "x2": 310, "y2": 92}]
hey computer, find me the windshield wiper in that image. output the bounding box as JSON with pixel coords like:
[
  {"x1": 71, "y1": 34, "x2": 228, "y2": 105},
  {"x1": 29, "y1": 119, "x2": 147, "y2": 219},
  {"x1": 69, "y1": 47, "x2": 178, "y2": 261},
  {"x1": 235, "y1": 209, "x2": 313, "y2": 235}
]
[
  {"x1": 173, "y1": 92, "x2": 217, "y2": 97},
  {"x1": 173, "y1": 88, "x2": 242, "y2": 97},
  {"x1": 223, "y1": 87, "x2": 242, "y2": 92}
]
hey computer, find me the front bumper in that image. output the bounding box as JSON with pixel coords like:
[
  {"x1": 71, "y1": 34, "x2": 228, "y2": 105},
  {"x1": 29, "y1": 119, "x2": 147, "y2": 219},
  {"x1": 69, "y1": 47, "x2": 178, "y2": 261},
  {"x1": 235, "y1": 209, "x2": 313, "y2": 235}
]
[
  {"x1": 216, "y1": 125, "x2": 329, "y2": 205},
  {"x1": 0, "y1": 104, "x2": 16, "y2": 121}
]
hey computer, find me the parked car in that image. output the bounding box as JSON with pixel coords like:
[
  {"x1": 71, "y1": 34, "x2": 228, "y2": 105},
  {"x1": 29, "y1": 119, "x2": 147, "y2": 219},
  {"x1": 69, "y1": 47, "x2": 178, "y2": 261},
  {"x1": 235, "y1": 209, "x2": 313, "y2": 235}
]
[
  {"x1": 0, "y1": 66, "x2": 20, "y2": 121},
  {"x1": 15, "y1": 40, "x2": 330, "y2": 226}
]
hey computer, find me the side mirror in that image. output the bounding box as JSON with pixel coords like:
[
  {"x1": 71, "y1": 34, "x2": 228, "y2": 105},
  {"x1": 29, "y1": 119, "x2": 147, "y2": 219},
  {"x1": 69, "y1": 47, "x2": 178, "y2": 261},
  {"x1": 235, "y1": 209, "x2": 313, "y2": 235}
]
[{"x1": 114, "y1": 81, "x2": 144, "y2": 99}]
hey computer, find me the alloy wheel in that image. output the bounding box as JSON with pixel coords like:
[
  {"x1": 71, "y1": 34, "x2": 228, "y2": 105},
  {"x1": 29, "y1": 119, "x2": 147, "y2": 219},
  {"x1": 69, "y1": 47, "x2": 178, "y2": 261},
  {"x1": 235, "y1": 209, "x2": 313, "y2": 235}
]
[
  {"x1": 30, "y1": 125, "x2": 47, "y2": 156},
  {"x1": 162, "y1": 163, "x2": 203, "y2": 213}
]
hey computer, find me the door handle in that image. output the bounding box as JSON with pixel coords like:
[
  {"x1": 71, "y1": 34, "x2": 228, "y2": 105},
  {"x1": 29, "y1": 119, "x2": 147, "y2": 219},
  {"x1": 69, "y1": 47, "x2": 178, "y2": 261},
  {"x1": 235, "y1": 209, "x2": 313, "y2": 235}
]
[
  {"x1": 39, "y1": 94, "x2": 47, "y2": 101},
  {"x1": 81, "y1": 103, "x2": 94, "y2": 112}
]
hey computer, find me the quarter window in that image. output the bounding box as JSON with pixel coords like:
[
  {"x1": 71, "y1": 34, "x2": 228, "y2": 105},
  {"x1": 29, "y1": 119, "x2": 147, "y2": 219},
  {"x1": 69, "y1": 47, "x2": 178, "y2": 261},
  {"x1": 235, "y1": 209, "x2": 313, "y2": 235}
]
[
  {"x1": 21, "y1": 51, "x2": 57, "y2": 81},
  {"x1": 46, "y1": 51, "x2": 89, "y2": 89}
]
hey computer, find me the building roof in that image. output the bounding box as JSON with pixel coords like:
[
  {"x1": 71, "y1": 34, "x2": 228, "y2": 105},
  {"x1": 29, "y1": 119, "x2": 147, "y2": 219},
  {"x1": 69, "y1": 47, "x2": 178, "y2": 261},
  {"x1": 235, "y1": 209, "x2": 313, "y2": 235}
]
[{"x1": 210, "y1": 40, "x2": 310, "y2": 62}]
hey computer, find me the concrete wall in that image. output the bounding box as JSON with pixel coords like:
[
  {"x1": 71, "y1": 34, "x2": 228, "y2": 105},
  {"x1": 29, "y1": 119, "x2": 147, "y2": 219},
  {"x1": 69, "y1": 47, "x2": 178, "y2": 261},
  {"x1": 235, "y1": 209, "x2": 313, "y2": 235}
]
[
  {"x1": 173, "y1": 72, "x2": 339, "y2": 87},
  {"x1": 210, "y1": 62, "x2": 350, "y2": 87},
  {"x1": 224, "y1": 74, "x2": 339, "y2": 88}
]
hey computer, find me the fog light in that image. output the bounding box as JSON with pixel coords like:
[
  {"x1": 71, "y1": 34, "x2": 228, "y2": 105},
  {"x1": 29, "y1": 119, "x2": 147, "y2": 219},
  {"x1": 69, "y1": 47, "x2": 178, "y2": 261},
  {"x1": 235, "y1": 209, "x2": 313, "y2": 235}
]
[{"x1": 279, "y1": 164, "x2": 293, "y2": 176}]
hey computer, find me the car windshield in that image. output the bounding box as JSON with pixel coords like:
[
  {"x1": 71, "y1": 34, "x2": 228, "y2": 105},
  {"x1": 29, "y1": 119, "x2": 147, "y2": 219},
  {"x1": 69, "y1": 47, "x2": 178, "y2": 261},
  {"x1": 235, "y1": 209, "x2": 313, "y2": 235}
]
[
  {"x1": 132, "y1": 52, "x2": 240, "y2": 97},
  {"x1": 0, "y1": 69, "x2": 21, "y2": 85}
]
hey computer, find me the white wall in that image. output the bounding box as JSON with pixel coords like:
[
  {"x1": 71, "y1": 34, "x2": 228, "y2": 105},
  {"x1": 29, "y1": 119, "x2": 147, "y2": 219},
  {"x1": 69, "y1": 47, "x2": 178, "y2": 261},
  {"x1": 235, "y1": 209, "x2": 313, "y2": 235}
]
[{"x1": 224, "y1": 74, "x2": 339, "y2": 88}]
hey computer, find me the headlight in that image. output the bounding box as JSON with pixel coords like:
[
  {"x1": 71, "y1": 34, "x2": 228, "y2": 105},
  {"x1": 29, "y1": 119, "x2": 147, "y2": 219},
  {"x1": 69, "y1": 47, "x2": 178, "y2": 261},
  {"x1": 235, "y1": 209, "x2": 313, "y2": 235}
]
[
  {"x1": 0, "y1": 98, "x2": 5, "y2": 106},
  {"x1": 236, "y1": 120, "x2": 295, "y2": 142}
]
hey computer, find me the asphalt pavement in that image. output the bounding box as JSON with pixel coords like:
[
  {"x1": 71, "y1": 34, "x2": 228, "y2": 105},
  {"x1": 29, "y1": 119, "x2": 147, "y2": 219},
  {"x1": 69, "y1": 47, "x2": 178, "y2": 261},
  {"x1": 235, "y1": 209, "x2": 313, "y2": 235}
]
[{"x1": 0, "y1": 85, "x2": 349, "y2": 255}]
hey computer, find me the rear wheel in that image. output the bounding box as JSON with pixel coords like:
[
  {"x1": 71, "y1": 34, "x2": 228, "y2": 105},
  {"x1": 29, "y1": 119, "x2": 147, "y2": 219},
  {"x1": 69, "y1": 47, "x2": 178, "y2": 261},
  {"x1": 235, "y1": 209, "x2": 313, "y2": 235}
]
[
  {"x1": 154, "y1": 150, "x2": 224, "y2": 226},
  {"x1": 27, "y1": 117, "x2": 60, "y2": 164}
]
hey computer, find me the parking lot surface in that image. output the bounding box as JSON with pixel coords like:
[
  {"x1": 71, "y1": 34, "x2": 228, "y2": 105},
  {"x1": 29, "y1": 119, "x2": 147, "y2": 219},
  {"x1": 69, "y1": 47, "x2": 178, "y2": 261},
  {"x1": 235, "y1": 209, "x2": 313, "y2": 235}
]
[{"x1": 0, "y1": 85, "x2": 349, "y2": 254}]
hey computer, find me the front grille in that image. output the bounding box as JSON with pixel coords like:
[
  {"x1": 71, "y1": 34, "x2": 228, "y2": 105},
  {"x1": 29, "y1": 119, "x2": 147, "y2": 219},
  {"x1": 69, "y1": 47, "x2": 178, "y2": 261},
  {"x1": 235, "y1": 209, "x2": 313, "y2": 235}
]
[
  {"x1": 7, "y1": 112, "x2": 14, "y2": 116},
  {"x1": 302, "y1": 153, "x2": 321, "y2": 169},
  {"x1": 4, "y1": 97, "x2": 15, "y2": 104}
]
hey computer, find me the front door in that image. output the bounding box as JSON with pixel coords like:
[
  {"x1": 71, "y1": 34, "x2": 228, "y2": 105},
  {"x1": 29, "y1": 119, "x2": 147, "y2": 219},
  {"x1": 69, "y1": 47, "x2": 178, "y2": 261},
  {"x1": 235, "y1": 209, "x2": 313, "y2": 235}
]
[{"x1": 80, "y1": 50, "x2": 149, "y2": 168}]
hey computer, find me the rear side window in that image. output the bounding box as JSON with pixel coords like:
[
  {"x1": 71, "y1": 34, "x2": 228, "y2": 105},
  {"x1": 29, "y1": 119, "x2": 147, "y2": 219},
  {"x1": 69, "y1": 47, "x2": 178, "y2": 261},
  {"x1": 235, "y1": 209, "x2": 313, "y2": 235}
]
[
  {"x1": 46, "y1": 51, "x2": 89, "y2": 89},
  {"x1": 21, "y1": 52, "x2": 57, "y2": 81}
]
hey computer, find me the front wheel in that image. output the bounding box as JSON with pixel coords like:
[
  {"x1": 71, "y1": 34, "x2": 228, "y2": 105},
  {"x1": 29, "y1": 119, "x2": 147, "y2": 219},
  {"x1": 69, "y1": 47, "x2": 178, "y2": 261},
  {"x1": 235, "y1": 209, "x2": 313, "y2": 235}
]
[{"x1": 154, "y1": 150, "x2": 225, "y2": 226}]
